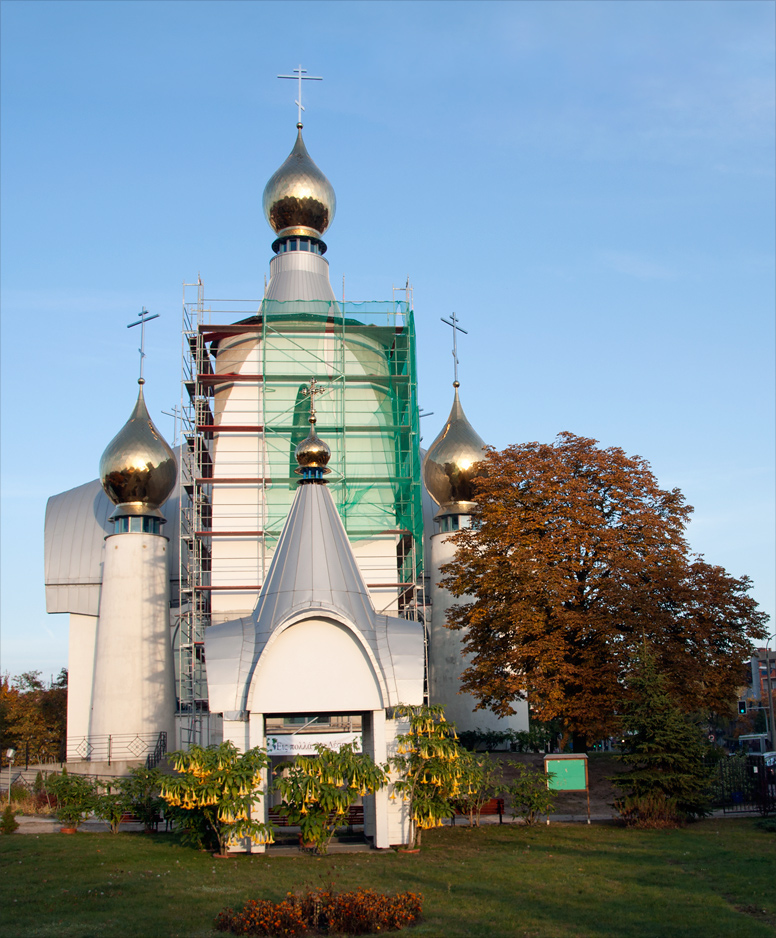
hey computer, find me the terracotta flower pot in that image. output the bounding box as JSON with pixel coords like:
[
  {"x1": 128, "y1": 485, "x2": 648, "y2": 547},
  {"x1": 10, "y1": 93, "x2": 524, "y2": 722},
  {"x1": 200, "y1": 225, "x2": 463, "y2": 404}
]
[{"x1": 60, "y1": 827, "x2": 78, "y2": 834}]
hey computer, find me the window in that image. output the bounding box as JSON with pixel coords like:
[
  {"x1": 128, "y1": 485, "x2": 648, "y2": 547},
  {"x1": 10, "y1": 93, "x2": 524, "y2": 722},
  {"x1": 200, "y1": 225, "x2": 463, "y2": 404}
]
[{"x1": 114, "y1": 515, "x2": 161, "y2": 534}]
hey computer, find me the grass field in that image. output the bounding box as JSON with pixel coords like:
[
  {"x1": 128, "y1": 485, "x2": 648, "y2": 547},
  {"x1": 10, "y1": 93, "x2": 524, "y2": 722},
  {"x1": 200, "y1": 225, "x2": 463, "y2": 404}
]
[{"x1": 1, "y1": 819, "x2": 774, "y2": 937}]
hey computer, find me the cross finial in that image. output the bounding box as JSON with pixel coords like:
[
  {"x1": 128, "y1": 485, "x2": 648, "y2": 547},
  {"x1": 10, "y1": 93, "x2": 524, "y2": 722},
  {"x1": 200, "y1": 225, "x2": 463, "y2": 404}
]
[
  {"x1": 127, "y1": 307, "x2": 160, "y2": 382},
  {"x1": 440, "y1": 312, "x2": 469, "y2": 387},
  {"x1": 278, "y1": 65, "x2": 323, "y2": 126},
  {"x1": 301, "y1": 377, "x2": 326, "y2": 425}
]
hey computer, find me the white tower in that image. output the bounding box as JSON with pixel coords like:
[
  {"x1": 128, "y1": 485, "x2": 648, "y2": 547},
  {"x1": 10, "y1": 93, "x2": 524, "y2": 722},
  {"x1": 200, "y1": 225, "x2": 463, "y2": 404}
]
[
  {"x1": 423, "y1": 380, "x2": 529, "y2": 735},
  {"x1": 87, "y1": 378, "x2": 178, "y2": 759}
]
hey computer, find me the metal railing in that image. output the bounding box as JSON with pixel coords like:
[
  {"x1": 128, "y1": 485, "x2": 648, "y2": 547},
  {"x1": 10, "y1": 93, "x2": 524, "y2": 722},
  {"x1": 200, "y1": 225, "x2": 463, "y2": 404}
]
[
  {"x1": 66, "y1": 732, "x2": 167, "y2": 766},
  {"x1": 708, "y1": 754, "x2": 775, "y2": 815}
]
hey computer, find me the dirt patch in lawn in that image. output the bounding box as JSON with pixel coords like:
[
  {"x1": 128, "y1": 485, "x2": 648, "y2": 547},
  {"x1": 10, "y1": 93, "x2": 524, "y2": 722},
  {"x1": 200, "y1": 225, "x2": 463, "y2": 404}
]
[{"x1": 490, "y1": 751, "x2": 628, "y2": 818}]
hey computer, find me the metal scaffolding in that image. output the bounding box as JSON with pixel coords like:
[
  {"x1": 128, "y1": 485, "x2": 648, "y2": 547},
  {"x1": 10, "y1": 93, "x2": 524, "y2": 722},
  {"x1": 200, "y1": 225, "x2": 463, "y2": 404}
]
[{"x1": 176, "y1": 282, "x2": 427, "y2": 740}]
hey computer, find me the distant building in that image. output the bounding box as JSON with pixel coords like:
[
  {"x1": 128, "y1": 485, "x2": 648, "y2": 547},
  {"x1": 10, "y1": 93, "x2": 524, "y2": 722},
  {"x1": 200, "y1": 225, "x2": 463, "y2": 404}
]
[{"x1": 749, "y1": 647, "x2": 776, "y2": 705}]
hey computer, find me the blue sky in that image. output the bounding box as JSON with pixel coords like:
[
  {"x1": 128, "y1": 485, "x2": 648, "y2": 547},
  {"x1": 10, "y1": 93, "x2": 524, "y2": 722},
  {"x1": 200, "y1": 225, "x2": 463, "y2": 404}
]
[{"x1": 1, "y1": 0, "x2": 774, "y2": 677}]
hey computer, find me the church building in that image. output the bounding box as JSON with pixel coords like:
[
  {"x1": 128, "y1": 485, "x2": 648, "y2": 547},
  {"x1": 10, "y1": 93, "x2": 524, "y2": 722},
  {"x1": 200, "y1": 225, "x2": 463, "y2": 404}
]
[{"x1": 43, "y1": 90, "x2": 528, "y2": 847}]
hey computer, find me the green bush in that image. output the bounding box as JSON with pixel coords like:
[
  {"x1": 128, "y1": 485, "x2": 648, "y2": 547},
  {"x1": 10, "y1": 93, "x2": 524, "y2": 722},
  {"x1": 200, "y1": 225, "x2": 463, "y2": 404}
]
[
  {"x1": 164, "y1": 802, "x2": 219, "y2": 851},
  {"x1": 614, "y1": 791, "x2": 681, "y2": 829},
  {"x1": 121, "y1": 767, "x2": 164, "y2": 832},
  {"x1": 161, "y1": 743, "x2": 272, "y2": 855},
  {"x1": 504, "y1": 764, "x2": 555, "y2": 825},
  {"x1": 93, "y1": 780, "x2": 135, "y2": 835},
  {"x1": 46, "y1": 769, "x2": 97, "y2": 829},
  {"x1": 390, "y1": 705, "x2": 463, "y2": 848},
  {"x1": 1, "y1": 804, "x2": 20, "y2": 834},
  {"x1": 451, "y1": 752, "x2": 502, "y2": 826},
  {"x1": 458, "y1": 724, "x2": 558, "y2": 753}
]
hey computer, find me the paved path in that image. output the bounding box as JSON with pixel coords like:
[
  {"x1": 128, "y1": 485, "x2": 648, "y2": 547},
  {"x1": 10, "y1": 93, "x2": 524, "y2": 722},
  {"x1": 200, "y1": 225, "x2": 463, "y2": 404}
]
[
  {"x1": 9, "y1": 807, "x2": 757, "y2": 837},
  {"x1": 12, "y1": 816, "x2": 147, "y2": 835}
]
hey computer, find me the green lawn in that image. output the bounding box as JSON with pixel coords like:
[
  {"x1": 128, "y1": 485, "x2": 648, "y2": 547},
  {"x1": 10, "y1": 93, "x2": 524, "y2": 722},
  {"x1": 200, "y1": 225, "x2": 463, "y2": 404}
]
[{"x1": 1, "y1": 819, "x2": 774, "y2": 937}]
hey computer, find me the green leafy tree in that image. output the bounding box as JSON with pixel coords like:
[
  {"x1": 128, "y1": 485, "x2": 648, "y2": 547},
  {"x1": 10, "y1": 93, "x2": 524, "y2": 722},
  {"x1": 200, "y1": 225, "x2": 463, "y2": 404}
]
[
  {"x1": 613, "y1": 653, "x2": 712, "y2": 826},
  {"x1": 442, "y1": 434, "x2": 769, "y2": 746},
  {"x1": 390, "y1": 704, "x2": 464, "y2": 848},
  {"x1": 161, "y1": 742, "x2": 272, "y2": 855},
  {"x1": 274, "y1": 742, "x2": 388, "y2": 855}
]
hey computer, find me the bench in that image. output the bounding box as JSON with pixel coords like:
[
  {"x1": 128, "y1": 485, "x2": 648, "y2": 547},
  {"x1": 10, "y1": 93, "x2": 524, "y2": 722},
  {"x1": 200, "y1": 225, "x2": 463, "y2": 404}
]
[
  {"x1": 119, "y1": 812, "x2": 167, "y2": 831},
  {"x1": 268, "y1": 804, "x2": 365, "y2": 831},
  {"x1": 452, "y1": 796, "x2": 505, "y2": 824}
]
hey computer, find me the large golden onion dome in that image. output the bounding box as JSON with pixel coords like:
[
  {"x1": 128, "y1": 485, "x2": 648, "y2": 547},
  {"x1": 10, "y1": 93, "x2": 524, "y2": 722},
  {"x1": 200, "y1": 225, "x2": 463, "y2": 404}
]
[
  {"x1": 422, "y1": 383, "x2": 486, "y2": 516},
  {"x1": 99, "y1": 379, "x2": 177, "y2": 516},
  {"x1": 263, "y1": 123, "x2": 336, "y2": 240}
]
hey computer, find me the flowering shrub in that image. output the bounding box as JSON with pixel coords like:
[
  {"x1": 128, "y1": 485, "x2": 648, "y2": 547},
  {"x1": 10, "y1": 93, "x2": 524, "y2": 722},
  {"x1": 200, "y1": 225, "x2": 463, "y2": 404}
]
[
  {"x1": 161, "y1": 742, "x2": 272, "y2": 855},
  {"x1": 325, "y1": 889, "x2": 422, "y2": 934},
  {"x1": 390, "y1": 704, "x2": 464, "y2": 848},
  {"x1": 273, "y1": 743, "x2": 388, "y2": 855},
  {"x1": 214, "y1": 898, "x2": 307, "y2": 936},
  {"x1": 215, "y1": 888, "x2": 422, "y2": 936}
]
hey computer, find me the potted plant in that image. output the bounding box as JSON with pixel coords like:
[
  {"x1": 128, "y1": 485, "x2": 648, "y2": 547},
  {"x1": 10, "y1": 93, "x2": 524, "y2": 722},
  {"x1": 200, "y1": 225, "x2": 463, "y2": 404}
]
[{"x1": 46, "y1": 769, "x2": 97, "y2": 832}]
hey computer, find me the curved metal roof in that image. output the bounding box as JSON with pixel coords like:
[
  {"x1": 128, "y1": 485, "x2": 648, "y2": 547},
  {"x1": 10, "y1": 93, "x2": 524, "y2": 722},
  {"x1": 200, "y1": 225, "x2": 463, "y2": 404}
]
[{"x1": 44, "y1": 453, "x2": 182, "y2": 616}]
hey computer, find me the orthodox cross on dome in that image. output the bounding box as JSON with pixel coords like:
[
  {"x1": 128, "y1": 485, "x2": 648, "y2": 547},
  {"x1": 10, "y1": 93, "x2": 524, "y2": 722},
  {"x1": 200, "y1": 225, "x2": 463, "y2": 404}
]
[
  {"x1": 127, "y1": 307, "x2": 160, "y2": 382},
  {"x1": 440, "y1": 312, "x2": 469, "y2": 387},
  {"x1": 301, "y1": 377, "x2": 326, "y2": 424},
  {"x1": 277, "y1": 65, "x2": 323, "y2": 126}
]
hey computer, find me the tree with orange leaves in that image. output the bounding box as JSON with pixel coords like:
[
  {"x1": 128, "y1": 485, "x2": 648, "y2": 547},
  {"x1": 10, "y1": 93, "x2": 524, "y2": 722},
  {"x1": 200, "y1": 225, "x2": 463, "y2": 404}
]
[{"x1": 441, "y1": 433, "x2": 768, "y2": 747}]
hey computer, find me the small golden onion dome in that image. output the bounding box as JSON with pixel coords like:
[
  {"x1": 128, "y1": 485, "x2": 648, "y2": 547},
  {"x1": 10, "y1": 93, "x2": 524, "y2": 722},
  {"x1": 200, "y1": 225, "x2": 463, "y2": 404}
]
[
  {"x1": 99, "y1": 379, "x2": 177, "y2": 516},
  {"x1": 263, "y1": 123, "x2": 336, "y2": 240},
  {"x1": 422, "y1": 383, "x2": 486, "y2": 516},
  {"x1": 294, "y1": 420, "x2": 332, "y2": 473}
]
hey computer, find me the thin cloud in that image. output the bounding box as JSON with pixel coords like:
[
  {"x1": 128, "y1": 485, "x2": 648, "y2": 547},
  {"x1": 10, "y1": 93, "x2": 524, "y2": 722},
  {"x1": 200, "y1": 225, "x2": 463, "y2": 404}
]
[{"x1": 598, "y1": 250, "x2": 676, "y2": 280}]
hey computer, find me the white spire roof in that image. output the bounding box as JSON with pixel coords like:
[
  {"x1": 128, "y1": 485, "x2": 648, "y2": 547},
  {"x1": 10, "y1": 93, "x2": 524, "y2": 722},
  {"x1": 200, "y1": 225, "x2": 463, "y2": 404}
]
[
  {"x1": 254, "y1": 483, "x2": 375, "y2": 629},
  {"x1": 205, "y1": 480, "x2": 424, "y2": 717}
]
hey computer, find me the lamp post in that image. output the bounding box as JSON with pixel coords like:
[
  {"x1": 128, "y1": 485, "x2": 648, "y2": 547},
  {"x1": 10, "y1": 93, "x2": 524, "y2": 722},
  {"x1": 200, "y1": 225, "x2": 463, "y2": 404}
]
[
  {"x1": 765, "y1": 635, "x2": 776, "y2": 753},
  {"x1": 6, "y1": 749, "x2": 15, "y2": 804}
]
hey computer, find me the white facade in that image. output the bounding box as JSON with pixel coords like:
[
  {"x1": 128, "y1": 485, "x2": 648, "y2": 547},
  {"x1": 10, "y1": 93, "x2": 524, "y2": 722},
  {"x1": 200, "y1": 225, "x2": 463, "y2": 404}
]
[
  {"x1": 89, "y1": 531, "x2": 177, "y2": 745},
  {"x1": 428, "y1": 525, "x2": 528, "y2": 734}
]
